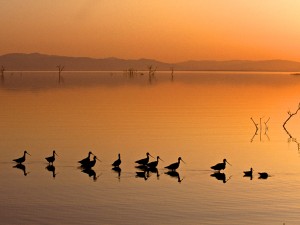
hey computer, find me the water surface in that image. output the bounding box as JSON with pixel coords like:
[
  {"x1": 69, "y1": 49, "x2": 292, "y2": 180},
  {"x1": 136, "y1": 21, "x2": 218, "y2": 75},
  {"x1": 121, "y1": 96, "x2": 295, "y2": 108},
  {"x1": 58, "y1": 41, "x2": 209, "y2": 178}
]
[{"x1": 1, "y1": 71, "x2": 300, "y2": 225}]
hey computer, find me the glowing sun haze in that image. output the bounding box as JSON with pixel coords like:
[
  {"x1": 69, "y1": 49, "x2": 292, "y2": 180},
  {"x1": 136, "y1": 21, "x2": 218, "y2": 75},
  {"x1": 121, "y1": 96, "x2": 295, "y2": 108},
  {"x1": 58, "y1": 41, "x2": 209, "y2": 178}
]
[{"x1": 1, "y1": 0, "x2": 300, "y2": 62}]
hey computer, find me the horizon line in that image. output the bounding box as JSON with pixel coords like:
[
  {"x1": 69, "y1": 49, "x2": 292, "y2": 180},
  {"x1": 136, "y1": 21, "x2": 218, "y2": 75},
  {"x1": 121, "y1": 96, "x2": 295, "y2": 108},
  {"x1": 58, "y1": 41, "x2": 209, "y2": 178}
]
[{"x1": 1, "y1": 52, "x2": 299, "y2": 64}]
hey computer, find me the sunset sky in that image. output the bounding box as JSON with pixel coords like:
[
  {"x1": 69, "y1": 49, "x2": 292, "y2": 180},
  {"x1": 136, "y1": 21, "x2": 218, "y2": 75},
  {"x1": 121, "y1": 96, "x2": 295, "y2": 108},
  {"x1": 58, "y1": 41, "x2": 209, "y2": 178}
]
[{"x1": 1, "y1": 0, "x2": 300, "y2": 62}]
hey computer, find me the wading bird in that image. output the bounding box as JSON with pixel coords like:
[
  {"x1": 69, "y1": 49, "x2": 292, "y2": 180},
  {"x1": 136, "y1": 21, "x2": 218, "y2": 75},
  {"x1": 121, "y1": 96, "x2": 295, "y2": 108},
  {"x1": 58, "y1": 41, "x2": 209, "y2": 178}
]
[
  {"x1": 78, "y1": 151, "x2": 93, "y2": 165},
  {"x1": 165, "y1": 157, "x2": 185, "y2": 171},
  {"x1": 112, "y1": 153, "x2": 121, "y2": 168},
  {"x1": 81, "y1": 156, "x2": 101, "y2": 169},
  {"x1": 135, "y1": 152, "x2": 154, "y2": 165},
  {"x1": 13, "y1": 151, "x2": 31, "y2": 164},
  {"x1": 147, "y1": 156, "x2": 163, "y2": 169},
  {"x1": 45, "y1": 150, "x2": 58, "y2": 165},
  {"x1": 211, "y1": 159, "x2": 231, "y2": 172}
]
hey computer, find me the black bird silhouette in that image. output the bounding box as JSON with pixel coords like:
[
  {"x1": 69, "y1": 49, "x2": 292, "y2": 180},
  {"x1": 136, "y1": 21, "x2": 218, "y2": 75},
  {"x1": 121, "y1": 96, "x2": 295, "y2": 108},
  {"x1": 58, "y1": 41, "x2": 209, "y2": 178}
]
[
  {"x1": 211, "y1": 159, "x2": 231, "y2": 172},
  {"x1": 78, "y1": 151, "x2": 94, "y2": 165},
  {"x1": 112, "y1": 153, "x2": 121, "y2": 168},
  {"x1": 147, "y1": 156, "x2": 163, "y2": 169},
  {"x1": 243, "y1": 168, "x2": 253, "y2": 180},
  {"x1": 45, "y1": 150, "x2": 58, "y2": 165},
  {"x1": 165, "y1": 157, "x2": 185, "y2": 171},
  {"x1": 258, "y1": 172, "x2": 269, "y2": 179},
  {"x1": 13, "y1": 151, "x2": 31, "y2": 164},
  {"x1": 135, "y1": 152, "x2": 154, "y2": 165},
  {"x1": 81, "y1": 156, "x2": 101, "y2": 169}
]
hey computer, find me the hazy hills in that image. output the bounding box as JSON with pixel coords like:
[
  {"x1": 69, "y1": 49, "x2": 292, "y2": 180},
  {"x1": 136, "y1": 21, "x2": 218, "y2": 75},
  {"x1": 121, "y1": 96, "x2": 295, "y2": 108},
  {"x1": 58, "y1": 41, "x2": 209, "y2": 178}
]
[{"x1": 1, "y1": 53, "x2": 300, "y2": 72}]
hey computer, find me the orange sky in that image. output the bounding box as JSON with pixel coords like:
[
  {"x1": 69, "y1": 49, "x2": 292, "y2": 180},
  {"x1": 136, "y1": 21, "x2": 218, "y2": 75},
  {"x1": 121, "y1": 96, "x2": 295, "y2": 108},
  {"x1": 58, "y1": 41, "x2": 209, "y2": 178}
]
[{"x1": 1, "y1": 0, "x2": 300, "y2": 62}]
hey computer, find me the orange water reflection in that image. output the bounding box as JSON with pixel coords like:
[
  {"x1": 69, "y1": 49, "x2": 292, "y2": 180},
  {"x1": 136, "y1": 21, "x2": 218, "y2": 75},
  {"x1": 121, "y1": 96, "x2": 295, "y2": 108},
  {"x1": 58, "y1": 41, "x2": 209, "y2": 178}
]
[{"x1": 1, "y1": 71, "x2": 300, "y2": 225}]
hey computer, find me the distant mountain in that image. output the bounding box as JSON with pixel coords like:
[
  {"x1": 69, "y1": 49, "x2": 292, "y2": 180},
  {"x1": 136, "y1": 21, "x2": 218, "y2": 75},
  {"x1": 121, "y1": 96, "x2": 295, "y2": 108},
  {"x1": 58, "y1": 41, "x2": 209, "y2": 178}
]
[{"x1": 1, "y1": 53, "x2": 300, "y2": 72}]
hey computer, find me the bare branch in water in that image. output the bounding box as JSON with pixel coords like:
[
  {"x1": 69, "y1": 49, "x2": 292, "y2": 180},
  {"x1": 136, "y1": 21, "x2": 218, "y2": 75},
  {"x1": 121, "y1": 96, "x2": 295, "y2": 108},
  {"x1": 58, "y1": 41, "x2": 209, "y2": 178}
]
[
  {"x1": 57, "y1": 65, "x2": 65, "y2": 84},
  {"x1": 250, "y1": 117, "x2": 259, "y2": 131},
  {"x1": 1, "y1": 65, "x2": 5, "y2": 84},
  {"x1": 283, "y1": 103, "x2": 300, "y2": 127}
]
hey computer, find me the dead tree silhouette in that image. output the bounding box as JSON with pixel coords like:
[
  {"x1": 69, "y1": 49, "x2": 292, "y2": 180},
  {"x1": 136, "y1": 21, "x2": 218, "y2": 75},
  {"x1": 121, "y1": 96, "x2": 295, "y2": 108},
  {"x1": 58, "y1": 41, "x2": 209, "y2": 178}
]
[
  {"x1": 250, "y1": 116, "x2": 270, "y2": 142},
  {"x1": 147, "y1": 65, "x2": 156, "y2": 84},
  {"x1": 57, "y1": 65, "x2": 64, "y2": 84},
  {"x1": 1, "y1": 65, "x2": 5, "y2": 84},
  {"x1": 283, "y1": 103, "x2": 300, "y2": 152}
]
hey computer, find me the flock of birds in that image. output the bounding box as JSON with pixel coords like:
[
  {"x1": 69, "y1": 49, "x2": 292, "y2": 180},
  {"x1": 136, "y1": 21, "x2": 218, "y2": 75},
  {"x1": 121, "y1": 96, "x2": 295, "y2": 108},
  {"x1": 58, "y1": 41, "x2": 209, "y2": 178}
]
[{"x1": 12, "y1": 150, "x2": 270, "y2": 181}]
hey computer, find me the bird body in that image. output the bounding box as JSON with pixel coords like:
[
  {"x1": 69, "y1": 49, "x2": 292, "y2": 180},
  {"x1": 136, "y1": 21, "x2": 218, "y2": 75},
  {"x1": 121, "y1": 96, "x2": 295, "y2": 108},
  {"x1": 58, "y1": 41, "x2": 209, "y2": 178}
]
[
  {"x1": 45, "y1": 150, "x2": 58, "y2": 165},
  {"x1": 258, "y1": 172, "x2": 269, "y2": 179},
  {"x1": 13, "y1": 151, "x2": 31, "y2": 164},
  {"x1": 135, "y1": 152, "x2": 153, "y2": 165},
  {"x1": 78, "y1": 151, "x2": 93, "y2": 165},
  {"x1": 81, "y1": 156, "x2": 100, "y2": 168},
  {"x1": 243, "y1": 168, "x2": 253, "y2": 177},
  {"x1": 165, "y1": 157, "x2": 184, "y2": 171},
  {"x1": 112, "y1": 153, "x2": 121, "y2": 167},
  {"x1": 147, "y1": 156, "x2": 162, "y2": 169},
  {"x1": 211, "y1": 159, "x2": 231, "y2": 171}
]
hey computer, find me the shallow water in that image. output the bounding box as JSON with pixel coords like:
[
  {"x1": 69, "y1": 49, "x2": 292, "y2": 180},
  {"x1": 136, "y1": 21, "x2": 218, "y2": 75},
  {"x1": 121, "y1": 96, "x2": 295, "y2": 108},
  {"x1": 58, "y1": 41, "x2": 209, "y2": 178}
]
[{"x1": 1, "y1": 71, "x2": 300, "y2": 225}]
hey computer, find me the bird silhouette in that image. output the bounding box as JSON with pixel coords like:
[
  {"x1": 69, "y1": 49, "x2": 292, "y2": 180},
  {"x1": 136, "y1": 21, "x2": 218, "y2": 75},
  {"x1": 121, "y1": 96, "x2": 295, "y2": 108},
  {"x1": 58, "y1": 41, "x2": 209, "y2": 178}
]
[
  {"x1": 45, "y1": 150, "x2": 58, "y2": 165},
  {"x1": 81, "y1": 156, "x2": 101, "y2": 169},
  {"x1": 211, "y1": 159, "x2": 231, "y2": 172},
  {"x1": 147, "y1": 156, "x2": 163, "y2": 169},
  {"x1": 78, "y1": 151, "x2": 94, "y2": 165},
  {"x1": 112, "y1": 153, "x2": 121, "y2": 168},
  {"x1": 165, "y1": 157, "x2": 185, "y2": 171},
  {"x1": 258, "y1": 172, "x2": 269, "y2": 179},
  {"x1": 243, "y1": 168, "x2": 253, "y2": 180},
  {"x1": 135, "y1": 152, "x2": 154, "y2": 165},
  {"x1": 13, "y1": 151, "x2": 31, "y2": 164}
]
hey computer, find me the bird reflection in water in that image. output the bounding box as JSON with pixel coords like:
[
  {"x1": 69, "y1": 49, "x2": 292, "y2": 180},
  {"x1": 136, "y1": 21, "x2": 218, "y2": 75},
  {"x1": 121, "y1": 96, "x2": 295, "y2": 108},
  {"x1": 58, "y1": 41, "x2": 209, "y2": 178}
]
[
  {"x1": 46, "y1": 165, "x2": 57, "y2": 179},
  {"x1": 81, "y1": 168, "x2": 100, "y2": 182},
  {"x1": 165, "y1": 171, "x2": 183, "y2": 183},
  {"x1": 210, "y1": 172, "x2": 231, "y2": 183},
  {"x1": 148, "y1": 167, "x2": 160, "y2": 180},
  {"x1": 112, "y1": 167, "x2": 121, "y2": 181},
  {"x1": 135, "y1": 170, "x2": 150, "y2": 181},
  {"x1": 13, "y1": 164, "x2": 29, "y2": 176}
]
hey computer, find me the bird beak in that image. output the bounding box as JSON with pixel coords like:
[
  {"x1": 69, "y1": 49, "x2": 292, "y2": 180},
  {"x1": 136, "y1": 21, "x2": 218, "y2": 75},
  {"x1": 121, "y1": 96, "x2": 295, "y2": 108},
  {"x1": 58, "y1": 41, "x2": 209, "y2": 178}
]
[
  {"x1": 226, "y1": 160, "x2": 231, "y2": 166},
  {"x1": 181, "y1": 159, "x2": 186, "y2": 164},
  {"x1": 55, "y1": 152, "x2": 58, "y2": 157},
  {"x1": 96, "y1": 157, "x2": 102, "y2": 162},
  {"x1": 149, "y1": 153, "x2": 154, "y2": 159},
  {"x1": 159, "y1": 157, "x2": 164, "y2": 162},
  {"x1": 26, "y1": 152, "x2": 31, "y2": 156}
]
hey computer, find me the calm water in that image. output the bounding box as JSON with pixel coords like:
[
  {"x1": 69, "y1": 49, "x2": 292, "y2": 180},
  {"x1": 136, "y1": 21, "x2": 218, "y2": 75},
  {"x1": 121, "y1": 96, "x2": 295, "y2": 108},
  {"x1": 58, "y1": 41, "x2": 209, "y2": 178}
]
[{"x1": 1, "y1": 71, "x2": 300, "y2": 225}]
